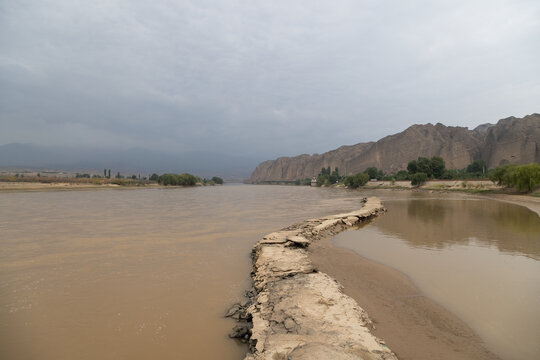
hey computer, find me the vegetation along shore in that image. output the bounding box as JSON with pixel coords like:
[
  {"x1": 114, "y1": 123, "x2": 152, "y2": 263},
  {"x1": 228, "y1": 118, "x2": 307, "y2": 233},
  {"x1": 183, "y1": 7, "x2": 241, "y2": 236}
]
[{"x1": 0, "y1": 171, "x2": 223, "y2": 191}]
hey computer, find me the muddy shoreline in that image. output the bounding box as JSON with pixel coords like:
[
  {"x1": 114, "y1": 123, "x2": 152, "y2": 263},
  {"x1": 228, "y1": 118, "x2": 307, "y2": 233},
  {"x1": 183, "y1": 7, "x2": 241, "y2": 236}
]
[
  {"x1": 229, "y1": 196, "x2": 504, "y2": 360},
  {"x1": 310, "y1": 233, "x2": 500, "y2": 360},
  {"x1": 228, "y1": 197, "x2": 397, "y2": 360}
]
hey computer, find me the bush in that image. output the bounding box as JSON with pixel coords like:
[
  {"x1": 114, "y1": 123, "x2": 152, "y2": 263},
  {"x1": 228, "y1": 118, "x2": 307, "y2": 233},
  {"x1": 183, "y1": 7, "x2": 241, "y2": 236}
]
[
  {"x1": 411, "y1": 172, "x2": 427, "y2": 186},
  {"x1": 158, "y1": 173, "x2": 199, "y2": 186},
  {"x1": 316, "y1": 167, "x2": 342, "y2": 186},
  {"x1": 211, "y1": 176, "x2": 223, "y2": 184},
  {"x1": 344, "y1": 173, "x2": 369, "y2": 188},
  {"x1": 489, "y1": 163, "x2": 540, "y2": 192},
  {"x1": 408, "y1": 157, "x2": 446, "y2": 179},
  {"x1": 489, "y1": 164, "x2": 516, "y2": 186},
  {"x1": 395, "y1": 170, "x2": 409, "y2": 181}
]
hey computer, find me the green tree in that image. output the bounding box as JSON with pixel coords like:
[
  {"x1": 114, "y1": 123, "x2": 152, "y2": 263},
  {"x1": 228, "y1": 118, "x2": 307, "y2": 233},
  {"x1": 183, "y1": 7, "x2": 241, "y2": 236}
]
[
  {"x1": 329, "y1": 167, "x2": 341, "y2": 184},
  {"x1": 490, "y1": 163, "x2": 540, "y2": 192},
  {"x1": 407, "y1": 160, "x2": 418, "y2": 174},
  {"x1": 149, "y1": 173, "x2": 159, "y2": 181},
  {"x1": 104, "y1": 169, "x2": 107, "y2": 178},
  {"x1": 489, "y1": 164, "x2": 516, "y2": 185},
  {"x1": 466, "y1": 160, "x2": 487, "y2": 176},
  {"x1": 365, "y1": 167, "x2": 378, "y2": 180},
  {"x1": 211, "y1": 176, "x2": 223, "y2": 184},
  {"x1": 416, "y1": 157, "x2": 432, "y2": 177},
  {"x1": 108, "y1": 169, "x2": 111, "y2": 179},
  {"x1": 430, "y1": 156, "x2": 446, "y2": 178}
]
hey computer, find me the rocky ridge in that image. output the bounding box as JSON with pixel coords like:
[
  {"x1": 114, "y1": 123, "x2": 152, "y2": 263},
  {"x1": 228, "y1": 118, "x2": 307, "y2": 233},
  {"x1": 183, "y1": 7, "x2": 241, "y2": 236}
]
[
  {"x1": 248, "y1": 113, "x2": 540, "y2": 182},
  {"x1": 227, "y1": 197, "x2": 397, "y2": 360}
]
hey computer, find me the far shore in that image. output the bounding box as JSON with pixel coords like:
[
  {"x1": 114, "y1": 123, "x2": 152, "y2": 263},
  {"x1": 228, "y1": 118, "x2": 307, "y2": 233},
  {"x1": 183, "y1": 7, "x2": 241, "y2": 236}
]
[
  {"x1": 0, "y1": 181, "x2": 224, "y2": 192},
  {"x1": 0, "y1": 181, "x2": 160, "y2": 192},
  {"x1": 358, "y1": 182, "x2": 540, "y2": 217}
]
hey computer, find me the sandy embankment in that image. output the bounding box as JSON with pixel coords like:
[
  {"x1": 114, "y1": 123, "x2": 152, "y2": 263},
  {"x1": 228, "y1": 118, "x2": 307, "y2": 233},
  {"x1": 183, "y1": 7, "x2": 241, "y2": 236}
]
[
  {"x1": 362, "y1": 179, "x2": 499, "y2": 190},
  {"x1": 0, "y1": 182, "x2": 166, "y2": 191},
  {"x1": 0, "y1": 182, "x2": 121, "y2": 191},
  {"x1": 228, "y1": 197, "x2": 502, "y2": 360},
  {"x1": 228, "y1": 198, "x2": 397, "y2": 360},
  {"x1": 484, "y1": 193, "x2": 540, "y2": 216},
  {"x1": 310, "y1": 235, "x2": 500, "y2": 360}
]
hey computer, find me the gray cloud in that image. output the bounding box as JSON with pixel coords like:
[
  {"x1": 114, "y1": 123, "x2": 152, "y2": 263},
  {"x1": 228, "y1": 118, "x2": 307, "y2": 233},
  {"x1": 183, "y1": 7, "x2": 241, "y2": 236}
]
[{"x1": 1, "y1": 0, "x2": 539, "y2": 159}]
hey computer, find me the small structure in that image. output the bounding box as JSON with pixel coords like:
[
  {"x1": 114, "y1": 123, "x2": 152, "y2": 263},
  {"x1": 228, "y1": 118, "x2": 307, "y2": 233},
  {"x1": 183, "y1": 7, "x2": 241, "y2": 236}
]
[{"x1": 310, "y1": 177, "x2": 317, "y2": 187}]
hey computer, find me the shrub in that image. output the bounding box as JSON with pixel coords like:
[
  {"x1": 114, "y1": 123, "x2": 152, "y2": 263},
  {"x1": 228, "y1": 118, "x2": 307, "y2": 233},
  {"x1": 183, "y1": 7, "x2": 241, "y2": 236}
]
[
  {"x1": 157, "y1": 173, "x2": 198, "y2": 186},
  {"x1": 395, "y1": 170, "x2": 409, "y2": 181},
  {"x1": 211, "y1": 176, "x2": 223, "y2": 184},
  {"x1": 489, "y1": 163, "x2": 540, "y2": 192},
  {"x1": 411, "y1": 172, "x2": 427, "y2": 186},
  {"x1": 344, "y1": 173, "x2": 369, "y2": 188}
]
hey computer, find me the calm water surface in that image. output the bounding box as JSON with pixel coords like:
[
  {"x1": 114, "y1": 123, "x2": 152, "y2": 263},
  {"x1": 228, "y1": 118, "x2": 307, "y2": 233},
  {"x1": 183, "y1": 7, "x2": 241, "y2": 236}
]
[
  {"x1": 335, "y1": 191, "x2": 540, "y2": 360},
  {"x1": 0, "y1": 185, "x2": 367, "y2": 360}
]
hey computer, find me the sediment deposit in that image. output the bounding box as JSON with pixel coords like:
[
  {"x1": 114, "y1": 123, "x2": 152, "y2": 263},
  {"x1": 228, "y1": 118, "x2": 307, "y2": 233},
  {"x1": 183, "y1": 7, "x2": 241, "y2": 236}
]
[{"x1": 228, "y1": 197, "x2": 398, "y2": 360}]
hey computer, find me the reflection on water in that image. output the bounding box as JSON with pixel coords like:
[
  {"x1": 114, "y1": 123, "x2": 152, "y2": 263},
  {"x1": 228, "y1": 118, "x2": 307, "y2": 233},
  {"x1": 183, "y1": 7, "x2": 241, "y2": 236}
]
[
  {"x1": 400, "y1": 199, "x2": 540, "y2": 258},
  {"x1": 0, "y1": 185, "x2": 366, "y2": 360},
  {"x1": 335, "y1": 194, "x2": 540, "y2": 360}
]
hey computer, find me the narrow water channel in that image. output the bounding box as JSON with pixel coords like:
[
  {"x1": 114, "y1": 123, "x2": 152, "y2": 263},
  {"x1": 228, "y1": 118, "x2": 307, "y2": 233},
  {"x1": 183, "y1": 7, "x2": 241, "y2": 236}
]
[{"x1": 334, "y1": 194, "x2": 540, "y2": 360}]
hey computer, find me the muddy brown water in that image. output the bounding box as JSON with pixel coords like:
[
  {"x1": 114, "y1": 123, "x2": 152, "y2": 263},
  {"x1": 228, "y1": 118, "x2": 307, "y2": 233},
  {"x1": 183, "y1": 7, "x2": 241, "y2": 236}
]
[
  {"x1": 335, "y1": 191, "x2": 540, "y2": 360},
  {"x1": 0, "y1": 185, "x2": 367, "y2": 360},
  {"x1": 2, "y1": 186, "x2": 539, "y2": 360}
]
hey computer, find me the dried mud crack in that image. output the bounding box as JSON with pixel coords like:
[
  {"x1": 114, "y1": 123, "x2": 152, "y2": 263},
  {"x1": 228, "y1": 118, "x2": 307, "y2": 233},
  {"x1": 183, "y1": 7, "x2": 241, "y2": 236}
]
[{"x1": 227, "y1": 197, "x2": 398, "y2": 360}]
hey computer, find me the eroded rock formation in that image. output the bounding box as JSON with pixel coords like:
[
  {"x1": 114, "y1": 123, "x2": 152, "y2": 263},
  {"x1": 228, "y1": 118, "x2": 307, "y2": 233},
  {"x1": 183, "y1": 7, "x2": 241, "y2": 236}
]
[
  {"x1": 248, "y1": 113, "x2": 540, "y2": 182},
  {"x1": 227, "y1": 197, "x2": 397, "y2": 360}
]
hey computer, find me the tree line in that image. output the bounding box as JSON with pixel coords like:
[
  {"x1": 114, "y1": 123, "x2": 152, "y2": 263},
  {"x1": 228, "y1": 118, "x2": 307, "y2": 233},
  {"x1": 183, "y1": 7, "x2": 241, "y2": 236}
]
[
  {"x1": 148, "y1": 173, "x2": 223, "y2": 186},
  {"x1": 312, "y1": 158, "x2": 540, "y2": 192}
]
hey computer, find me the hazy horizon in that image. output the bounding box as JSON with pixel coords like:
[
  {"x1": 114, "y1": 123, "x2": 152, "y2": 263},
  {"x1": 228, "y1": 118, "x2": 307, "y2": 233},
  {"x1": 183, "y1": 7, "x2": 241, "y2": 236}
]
[{"x1": 2, "y1": 1, "x2": 539, "y2": 161}]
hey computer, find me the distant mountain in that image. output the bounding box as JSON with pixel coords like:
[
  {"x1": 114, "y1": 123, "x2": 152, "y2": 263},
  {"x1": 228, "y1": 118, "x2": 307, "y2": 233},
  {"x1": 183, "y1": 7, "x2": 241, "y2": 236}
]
[
  {"x1": 248, "y1": 113, "x2": 540, "y2": 182},
  {"x1": 0, "y1": 144, "x2": 259, "y2": 179}
]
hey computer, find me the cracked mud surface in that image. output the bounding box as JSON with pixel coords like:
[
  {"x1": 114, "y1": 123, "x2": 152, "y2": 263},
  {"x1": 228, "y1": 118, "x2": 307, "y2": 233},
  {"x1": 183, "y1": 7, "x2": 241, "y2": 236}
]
[{"x1": 228, "y1": 197, "x2": 397, "y2": 360}]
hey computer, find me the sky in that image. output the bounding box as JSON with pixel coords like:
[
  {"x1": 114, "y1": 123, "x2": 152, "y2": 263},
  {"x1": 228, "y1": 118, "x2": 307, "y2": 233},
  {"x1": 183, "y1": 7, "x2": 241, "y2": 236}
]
[{"x1": 1, "y1": 0, "x2": 539, "y2": 160}]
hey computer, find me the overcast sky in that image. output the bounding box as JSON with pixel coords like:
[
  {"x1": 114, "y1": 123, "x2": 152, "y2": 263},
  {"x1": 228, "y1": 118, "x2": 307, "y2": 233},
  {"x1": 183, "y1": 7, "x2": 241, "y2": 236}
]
[{"x1": 1, "y1": 0, "x2": 539, "y2": 159}]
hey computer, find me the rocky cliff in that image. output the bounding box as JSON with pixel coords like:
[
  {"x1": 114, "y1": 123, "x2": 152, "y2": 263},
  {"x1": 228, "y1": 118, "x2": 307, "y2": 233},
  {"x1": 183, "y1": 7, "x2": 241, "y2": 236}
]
[{"x1": 248, "y1": 114, "x2": 540, "y2": 182}]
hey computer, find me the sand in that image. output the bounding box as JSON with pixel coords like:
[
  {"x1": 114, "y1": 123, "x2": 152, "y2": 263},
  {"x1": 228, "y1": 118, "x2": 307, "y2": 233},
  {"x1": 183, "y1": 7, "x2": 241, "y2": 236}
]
[
  {"x1": 483, "y1": 193, "x2": 540, "y2": 216},
  {"x1": 309, "y1": 189, "x2": 540, "y2": 360},
  {"x1": 310, "y1": 234, "x2": 502, "y2": 360}
]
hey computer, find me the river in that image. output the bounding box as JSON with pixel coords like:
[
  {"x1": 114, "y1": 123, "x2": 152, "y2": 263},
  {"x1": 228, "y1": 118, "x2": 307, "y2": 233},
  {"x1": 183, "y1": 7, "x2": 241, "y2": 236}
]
[
  {"x1": 0, "y1": 185, "x2": 366, "y2": 360},
  {"x1": 1, "y1": 186, "x2": 538, "y2": 359},
  {"x1": 335, "y1": 191, "x2": 540, "y2": 360}
]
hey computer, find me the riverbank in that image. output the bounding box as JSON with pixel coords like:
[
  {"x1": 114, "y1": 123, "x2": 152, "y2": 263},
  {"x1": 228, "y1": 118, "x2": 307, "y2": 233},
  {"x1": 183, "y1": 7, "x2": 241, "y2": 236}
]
[
  {"x1": 484, "y1": 193, "x2": 540, "y2": 216},
  {"x1": 229, "y1": 195, "x2": 512, "y2": 360},
  {"x1": 353, "y1": 179, "x2": 540, "y2": 217},
  {"x1": 228, "y1": 197, "x2": 397, "y2": 360},
  {"x1": 361, "y1": 179, "x2": 499, "y2": 191},
  {"x1": 0, "y1": 181, "x2": 223, "y2": 192},
  {"x1": 310, "y1": 233, "x2": 500, "y2": 360}
]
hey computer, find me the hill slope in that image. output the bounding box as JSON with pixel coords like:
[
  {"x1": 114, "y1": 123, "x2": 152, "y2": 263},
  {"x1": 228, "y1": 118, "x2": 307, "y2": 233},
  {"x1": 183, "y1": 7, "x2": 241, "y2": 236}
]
[{"x1": 248, "y1": 114, "x2": 540, "y2": 182}]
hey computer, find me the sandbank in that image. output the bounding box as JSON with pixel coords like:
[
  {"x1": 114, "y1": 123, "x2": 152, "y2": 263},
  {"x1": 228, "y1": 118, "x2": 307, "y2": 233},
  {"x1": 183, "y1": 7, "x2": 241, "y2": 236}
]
[{"x1": 310, "y1": 232, "x2": 501, "y2": 360}]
